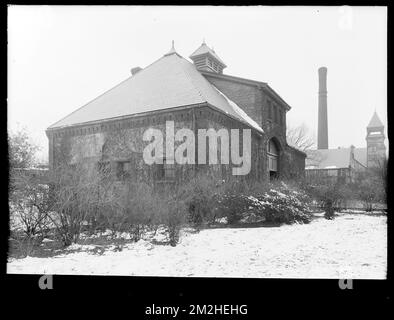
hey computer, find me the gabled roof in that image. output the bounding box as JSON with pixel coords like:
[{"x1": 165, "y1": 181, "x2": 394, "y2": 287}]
[
  {"x1": 306, "y1": 147, "x2": 367, "y2": 169},
  {"x1": 48, "y1": 51, "x2": 263, "y2": 134},
  {"x1": 189, "y1": 42, "x2": 227, "y2": 67},
  {"x1": 367, "y1": 111, "x2": 384, "y2": 128}
]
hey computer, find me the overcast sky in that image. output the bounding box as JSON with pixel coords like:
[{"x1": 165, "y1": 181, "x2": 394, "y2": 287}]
[{"x1": 8, "y1": 6, "x2": 387, "y2": 162}]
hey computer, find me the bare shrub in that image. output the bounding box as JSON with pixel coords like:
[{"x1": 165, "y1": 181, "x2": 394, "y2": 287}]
[
  {"x1": 177, "y1": 173, "x2": 223, "y2": 226},
  {"x1": 303, "y1": 180, "x2": 344, "y2": 219},
  {"x1": 353, "y1": 169, "x2": 386, "y2": 212},
  {"x1": 123, "y1": 182, "x2": 162, "y2": 241},
  {"x1": 164, "y1": 196, "x2": 186, "y2": 246},
  {"x1": 9, "y1": 171, "x2": 51, "y2": 239},
  {"x1": 48, "y1": 162, "x2": 104, "y2": 246}
]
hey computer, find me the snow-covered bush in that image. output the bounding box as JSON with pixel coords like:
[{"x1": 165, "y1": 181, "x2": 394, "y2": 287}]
[
  {"x1": 213, "y1": 182, "x2": 312, "y2": 225},
  {"x1": 214, "y1": 194, "x2": 261, "y2": 225},
  {"x1": 255, "y1": 183, "x2": 312, "y2": 224}
]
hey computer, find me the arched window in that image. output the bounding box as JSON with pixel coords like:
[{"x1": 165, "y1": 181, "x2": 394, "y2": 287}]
[{"x1": 267, "y1": 138, "x2": 280, "y2": 180}]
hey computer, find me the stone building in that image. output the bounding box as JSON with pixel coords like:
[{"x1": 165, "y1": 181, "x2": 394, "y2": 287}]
[
  {"x1": 46, "y1": 42, "x2": 305, "y2": 185},
  {"x1": 305, "y1": 111, "x2": 386, "y2": 183}
]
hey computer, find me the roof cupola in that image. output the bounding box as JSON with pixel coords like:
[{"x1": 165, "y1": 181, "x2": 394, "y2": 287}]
[{"x1": 189, "y1": 41, "x2": 226, "y2": 74}]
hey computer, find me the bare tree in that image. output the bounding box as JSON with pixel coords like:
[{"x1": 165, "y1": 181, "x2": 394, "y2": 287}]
[
  {"x1": 8, "y1": 127, "x2": 39, "y2": 170},
  {"x1": 286, "y1": 124, "x2": 315, "y2": 152},
  {"x1": 8, "y1": 129, "x2": 50, "y2": 257}
]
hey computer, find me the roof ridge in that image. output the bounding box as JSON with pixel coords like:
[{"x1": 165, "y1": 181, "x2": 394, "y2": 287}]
[{"x1": 177, "y1": 56, "x2": 207, "y2": 103}]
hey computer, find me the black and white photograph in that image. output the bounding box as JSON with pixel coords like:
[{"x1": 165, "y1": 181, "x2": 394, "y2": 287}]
[{"x1": 7, "y1": 5, "x2": 388, "y2": 285}]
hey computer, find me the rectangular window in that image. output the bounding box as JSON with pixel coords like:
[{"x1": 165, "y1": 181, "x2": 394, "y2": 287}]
[
  {"x1": 327, "y1": 169, "x2": 338, "y2": 176},
  {"x1": 155, "y1": 158, "x2": 175, "y2": 180},
  {"x1": 155, "y1": 163, "x2": 165, "y2": 180},
  {"x1": 273, "y1": 105, "x2": 277, "y2": 123},
  {"x1": 164, "y1": 161, "x2": 175, "y2": 179},
  {"x1": 115, "y1": 161, "x2": 130, "y2": 180},
  {"x1": 279, "y1": 109, "x2": 283, "y2": 125},
  {"x1": 268, "y1": 101, "x2": 272, "y2": 119}
]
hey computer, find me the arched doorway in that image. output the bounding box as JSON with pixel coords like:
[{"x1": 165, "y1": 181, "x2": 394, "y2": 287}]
[{"x1": 267, "y1": 138, "x2": 280, "y2": 180}]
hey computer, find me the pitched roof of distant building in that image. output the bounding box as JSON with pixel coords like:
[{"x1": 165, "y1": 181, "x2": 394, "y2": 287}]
[
  {"x1": 367, "y1": 111, "x2": 384, "y2": 128},
  {"x1": 48, "y1": 48, "x2": 263, "y2": 133},
  {"x1": 306, "y1": 147, "x2": 366, "y2": 169},
  {"x1": 306, "y1": 148, "x2": 352, "y2": 169},
  {"x1": 189, "y1": 41, "x2": 227, "y2": 67},
  {"x1": 353, "y1": 148, "x2": 367, "y2": 167}
]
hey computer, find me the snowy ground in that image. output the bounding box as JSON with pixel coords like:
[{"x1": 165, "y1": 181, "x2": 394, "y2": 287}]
[{"x1": 7, "y1": 213, "x2": 387, "y2": 279}]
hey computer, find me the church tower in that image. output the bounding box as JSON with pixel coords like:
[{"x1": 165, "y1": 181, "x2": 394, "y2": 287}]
[
  {"x1": 190, "y1": 41, "x2": 227, "y2": 74},
  {"x1": 366, "y1": 111, "x2": 386, "y2": 167}
]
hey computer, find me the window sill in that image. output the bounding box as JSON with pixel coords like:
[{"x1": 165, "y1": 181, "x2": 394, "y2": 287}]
[{"x1": 155, "y1": 179, "x2": 176, "y2": 184}]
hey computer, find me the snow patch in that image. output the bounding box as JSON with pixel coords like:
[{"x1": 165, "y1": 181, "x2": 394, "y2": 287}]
[{"x1": 7, "y1": 214, "x2": 387, "y2": 279}]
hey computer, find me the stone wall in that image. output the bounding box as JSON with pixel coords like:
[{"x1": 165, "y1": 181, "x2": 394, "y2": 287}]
[
  {"x1": 47, "y1": 105, "x2": 268, "y2": 186},
  {"x1": 281, "y1": 146, "x2": 306, "y2": 180},
  {"x1": 202, "y1": 73, "x2": 287, "y2": 141},
  {"x1": 202, "y1": 73, "x2": 304, "y2": 179},
  {"x1": 196, "y1": 106, "x2": 265, "y2": 181}
]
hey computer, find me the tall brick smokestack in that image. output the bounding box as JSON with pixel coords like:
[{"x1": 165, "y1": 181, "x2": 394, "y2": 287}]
[{"x1": 318, "y1": 67, "x2": 328, "y2": 149}]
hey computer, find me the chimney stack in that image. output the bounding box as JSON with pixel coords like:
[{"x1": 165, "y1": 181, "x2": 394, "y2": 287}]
[{"x1": 318, "y1": 67, "x2": 328, "y2": 149}]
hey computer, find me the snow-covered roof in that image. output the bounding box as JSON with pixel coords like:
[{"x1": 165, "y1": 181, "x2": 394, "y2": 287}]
[
  {"x1": 306, "y1": 147, "x2": 367, "y2": 169},
  {"x1": 212, "y1": 86, "x2": 264, "y2": 134},
  {"x1": 48, "y1": 51, "x2": 262, "y2": 133},
  {"x1": 306, "y1": 148, "x2": 351, "y2": 169}
]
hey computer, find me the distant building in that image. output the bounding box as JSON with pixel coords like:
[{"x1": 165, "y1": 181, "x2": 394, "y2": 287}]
[
  {"x1": 306, "y1": 112, "x2": 386, "y2": 183},
  {"x1": 305, "y1": 145, "x2": 366, "y2": 184},
  {"x1": 366, "y1": 111, "x2": 386, "y2": 168},
  {"x1": 46, "y1": 41, "x2": 305, "y2": 185}
]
